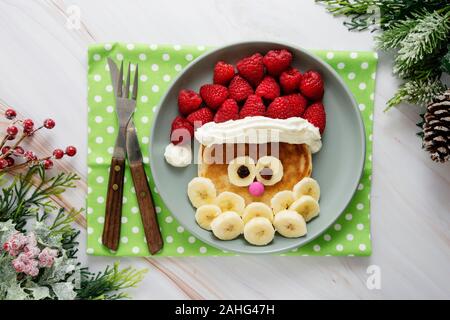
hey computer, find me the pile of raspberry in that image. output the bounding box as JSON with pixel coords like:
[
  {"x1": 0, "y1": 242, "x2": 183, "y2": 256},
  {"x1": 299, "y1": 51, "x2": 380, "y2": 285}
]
[{"x1": 171, "y1": 49, "x2": 326, "y2": 145}]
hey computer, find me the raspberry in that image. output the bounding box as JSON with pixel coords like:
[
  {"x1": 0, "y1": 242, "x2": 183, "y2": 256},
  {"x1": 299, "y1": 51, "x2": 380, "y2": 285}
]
[
  {"x1": 284, "y1": 93, "x2": 307, "y2": 117},
  {"x1": 199, "y1": 84, "x2": 228, "y2": 110},
  {"x1": 170, "y1": 116, "x2": 194, "y2": 145},
  {"x1": 187, "y1": 108, "x2": 214, "y2": 127},
  {"x1": 280, "y1": 68, "x2": 302, "y2": 94},
  {"x1": 214, "y1": 99, "x2": 239, "y2": 123},
  {"x1": 65, "y1": 146, "x2": 77, "y2": 157},
  {"x1": 228, "y1": 75, "x2": 254, "y2": 102},
  {"x1": 213, "y1": 61, "x2": 235, "y2": 85},
  {"x1": 255, "y1": 76, "x2": 280, "y2": 101},
  {"x1": 266, "y1": 97, "x2": 293, "y2": 119},
  {"x1": 43, "y1": 119, "x2": 56, "y2": 129},
  {"x1": 239, "y1": 95, "x2": 265, "y2": 119},
  {"x1": 303, "y1": 102, "x2": 326, "y2": 134},
  {"x1": 299, "y1": 70, "x2": 324, "y2": 101},
  {"x1": 236, "y1": 53, "x2": 264, "y2": 86},
  {"x1": 263, "y1": 49, "x2": 292, "y2": 76},
  {"x1": 178, "y1": 89, "x2": 202, "y2": 115}
]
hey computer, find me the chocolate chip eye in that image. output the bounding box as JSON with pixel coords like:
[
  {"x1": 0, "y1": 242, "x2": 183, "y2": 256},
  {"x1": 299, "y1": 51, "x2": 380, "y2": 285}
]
[
  {"x1": 259, "y1": 167, "x2": 273, "y2": 180},
  {"x1": 237, "y1": 165, "x2": 250, "y2": 178}
]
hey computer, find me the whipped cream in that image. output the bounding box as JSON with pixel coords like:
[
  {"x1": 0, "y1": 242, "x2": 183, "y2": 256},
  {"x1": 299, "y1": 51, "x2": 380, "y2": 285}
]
[
  {"x1": 164, "y1": 143, "x2": 192, "y2": 167},
  {"x1": 194, "y1": 116, "x2": 322, "y2": 153}
]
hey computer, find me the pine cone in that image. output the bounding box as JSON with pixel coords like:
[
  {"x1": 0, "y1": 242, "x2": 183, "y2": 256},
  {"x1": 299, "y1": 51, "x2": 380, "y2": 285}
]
[{"x1": 422, "y1": 89, "x2": 450, "y2": 163}]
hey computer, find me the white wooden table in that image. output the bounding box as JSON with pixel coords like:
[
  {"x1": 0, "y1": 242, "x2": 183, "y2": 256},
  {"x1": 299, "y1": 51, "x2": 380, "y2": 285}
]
[{"x1": 1, "y1": 0, "x2": 449, "y2": 299}]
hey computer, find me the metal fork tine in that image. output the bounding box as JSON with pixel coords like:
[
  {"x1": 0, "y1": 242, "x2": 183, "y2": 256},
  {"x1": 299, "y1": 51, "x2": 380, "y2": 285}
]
[
  {"x1": 132, "y1": 64, "x2": 139, "y2": 101},
  {"x1": 117, "y1": 61, "x2": 124, "y2": 97},
  {"x1": 124, "y1": 63, "x2": 131, "y2": 98}
]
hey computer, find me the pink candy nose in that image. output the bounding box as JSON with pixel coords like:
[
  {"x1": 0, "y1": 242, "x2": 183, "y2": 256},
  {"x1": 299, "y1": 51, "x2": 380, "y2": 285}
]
[{"x1": 248, "y1": 181, "x2": 265, "y2": 197}]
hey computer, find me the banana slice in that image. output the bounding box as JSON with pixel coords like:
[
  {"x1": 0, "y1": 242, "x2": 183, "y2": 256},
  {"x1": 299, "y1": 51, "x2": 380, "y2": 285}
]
[
  {"x1": 255, "y1": 156, "x2": 283, "y2": 186},
  {"x1": 211, "y1": 211, "x2": 244, "y2": 240},
  {"x1": 244, "y1": 217, "x2": 275, "y2": 246},
  {"x1": 195, "y1": 204, "x2": 221, "y2": 230},
  {"x1": 242, "y1": 202, "x2": 274, "y2": 224},
  {"x1": 187, "y1": 177, "x2": 217, "y2": 208},
  {"x1": 289, "y1": 195, "x2": 320, "y2": 222},
  {"x1": 293, "y1": 177, "x2": 320, "y2": 201},
  {"x1": 270, "y1": 190, "x2": 295, "y2": 214},
  {"x1": 215, "y1": 192, "x2": 246, "y2": 216},
  {"x1": 227, "y1": 156, "x2": 256, "y2": 187},
  {"x1": 273, "y1": 210, "x2": 307, "y2": 238}
]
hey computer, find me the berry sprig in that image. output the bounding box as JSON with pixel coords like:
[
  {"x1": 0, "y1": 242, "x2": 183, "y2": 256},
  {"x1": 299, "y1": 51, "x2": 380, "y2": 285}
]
[{"x1": 0, "y1": 108, "x2": 77, "y2": 171}]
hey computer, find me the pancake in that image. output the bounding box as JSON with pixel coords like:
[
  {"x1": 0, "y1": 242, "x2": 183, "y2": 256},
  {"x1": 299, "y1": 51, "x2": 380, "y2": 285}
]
[{"x1": 198, "y1": 143, "x2": 312, "y2": 206}]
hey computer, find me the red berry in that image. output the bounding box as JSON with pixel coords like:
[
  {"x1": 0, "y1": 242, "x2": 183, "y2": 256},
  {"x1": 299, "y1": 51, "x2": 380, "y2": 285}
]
[
  {"x1": 1, "y1": 146, "x2": 10, "y2": 155},
  {"x1": 53, "y1": 149, "x2": 64, "y2": 159},
  {"x1": 65, "y1": 146, "x2": 77, "y2": 157},
  {"x1": 239, "y1": 95, "x2": 265, "y2": 119},
  {"x1": 280, "y1": 68, "x2": 302, "y2": 94},
  {"x1": 44, "y1": 159, "x2": 53, "y2": 170},
  {"x1": 5, "y1": 157, "x2": 14, "y2": 167},
  {"x1": 44, "y1": 118, "x2": 55, "y2": 129},
  {"x1": 6, "y1": 126, "x2": 18, "y2": 136},
  {"x1": 255, "y1": 76, "x2": 280, "y2": 101},
  {"x1": 23, "y1": 119, "x2": 34, "y2": 130},
  {"x1": 228, "y1": 75, "x2": 254, "y2": 102},
  {"x1": 266, "y1": 97, "x2": 294, "y2": 119},
  {"x1": 14, "y1": 146, "x2": 24, "y2": 156},
  {"x1": 170, "y1": 116, "x2": 194, "y2": 145},
  {"x1": 299, "y1": 70, "x2": 324, "y2": 101},
  {"x1": 199, "y1": 84, "x2": 229, "y2": 110},
  {"x1": 284, "y1": 93, "x2": 308, "y2": 117},
  {"x1": 186, "y1": 108, "x2": 214, "y2": 127},
  {"x1": 213, "y1": 61, "x2": 235, "y2": 85},
  {"x1": 24, "y1": 151, "x2": 36, "y2": 161},
  {"x1": 263, "y1": 49, "x2": 293, "y2": 76},
  {"x1": 303, "y1": 102, "x2": 326, "y2": 134},
  {"x1": 0, "y1": 159, "x2": 8, "y2": 169},
  {"x1": 178, "y1": 89, "x2": 202, "y2": 115},
  {"x1": 214, "y1": 99, "x2": 239, "y2": 123},
  {"x1": 5, "y1": 108, "x2": 16, "y2": 120},
  {"x1": 236, "y1": 53, "x2": 265, "y2": 86}
]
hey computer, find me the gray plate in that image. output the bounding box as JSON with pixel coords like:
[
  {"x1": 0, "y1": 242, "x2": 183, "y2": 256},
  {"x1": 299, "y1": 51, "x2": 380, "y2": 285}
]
[{"x1": 150, "y1": 41, "x2": 365, "y2": 255}]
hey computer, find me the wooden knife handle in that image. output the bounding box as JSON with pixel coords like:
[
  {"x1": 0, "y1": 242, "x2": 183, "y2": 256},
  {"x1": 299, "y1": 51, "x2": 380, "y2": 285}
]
[
  {"x1": 129, "y1": 162, "x2": 163, "y2": 254},
  {"x1": 102, "y1": 157, "x2": 126, "y2": 251}
]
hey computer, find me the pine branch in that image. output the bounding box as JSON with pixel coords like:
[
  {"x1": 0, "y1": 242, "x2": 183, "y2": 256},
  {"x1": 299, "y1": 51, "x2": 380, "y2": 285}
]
[{"x1": 376, "y1": 18, "x2": 419, "y2": 50}]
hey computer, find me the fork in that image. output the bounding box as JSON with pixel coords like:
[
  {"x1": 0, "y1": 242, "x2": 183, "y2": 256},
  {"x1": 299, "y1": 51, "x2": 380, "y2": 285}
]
[{"x1": 102, "y1": 62, "x2": 138, "y2": 251}]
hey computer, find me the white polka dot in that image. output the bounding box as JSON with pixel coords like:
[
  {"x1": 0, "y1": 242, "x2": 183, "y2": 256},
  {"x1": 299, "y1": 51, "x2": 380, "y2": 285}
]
[
  {"x1": 359, "y1": 82, "x2": 367, "y2": 90},
  {"x1": 105, "y1": 64, "x2": 110, "y2": 71},
  {"x1": 373, "y1": 52, "x2": 378, "y2": 59},
  {"x1": 346, "y1": 234, "x2": 354, "y2": 241},
  {"x1": 359, "y1": 103, "x2": 366, "y2": 111},
  {"x1": 96, "y1": 157, "x2": 104, "y2": 164},
  {"x1": 141, "y1": 95, "x2": 148, "y2": 103},
  {"x1": 173, "y1": 44, "x2": 181, "y2": 51},
  {"x1": 337, "y1": 62, "x2": 345, "y2": 69},
  {"x1": 131, "y1": 207, "x2": 138, "y2": 214},
  {"x1": 358, "y1": 183, "x2": 364, "y2": 190},
  {"x1": 121, "y1": 217, "x2": 128, "y2": 224},
  {"x1": 87, "y1": 207, "x2": 93, "y2": 214},
  {"x1": 336, "y1": 244, "x2": 343, "y2": 251},
  {"x1": 132, "y1": 226, "x2": 139, "y2": 234},
  {"x1": 357, "y1": 203, "x2": 364, "y2": 210},
  {"x1": 348, "y1": 72, "x2": 355, "y2": 80},
  {"x1": 199, "y1": 247, "x2": 207, "y2": 254},
  {"x1": 87, "y1": 227, "x2": 93, "y2": 234},
  {"x1": 361, "y1": 62, "x2": 369, "y2": 69},
  {"x1": 152, "y1": 85, "x2": 159, "y2": 92},
  {"x1": 369, "y1": 113, "x2": 374, "y2": 121},
  {"x1": 163, "y1": 74, "x2": 171, "y2": 82},
  {"x1": 313, "y1": 245, "x2": 321, "y2": 252},
  {"x1": 177, "y1": 246, "x2": 185, "y2": 254},
  {"x1": 359, "y1": 244, "x2": 366, "y2": 251},
  {"x1": 132, "y1": 247, "x2": 140, "y2": 254},
  {"x1": 106, "y1": 85, "x2": 113, "y2": 92},
  {"x1": 346, "y1": 213, "x2": 353, "y2": 221},
  {"x1": 152, "y1": 106, "x2": 158, "y2": 113},
  {"x1": 121, "y1": 236, "x2": 128, "y2": 243},
  {"x1": 154, "y1": 187, "x2": 159, "y2": 194},
  {"x1": 369, "y1": 134, "x2": 373, "y2": 141},
  {"x1": 142, "y1": 136, "x2": 149, "y2": 144},
  {"x1": 324, "y1": 234, "x2": 331, "y2": 241},
  {"x1": 86, "y1": 248, "x2": 94, "y2": 254},
  {"x1": 116, "y1": 53, "x2": 124, "y2": 61},
  {"x1": 334, "y1": 224, "x2": 342, "y2": 231},
  {"x1": 371, "y1": 73, "x2": 376, "y2": 80},
  {"x1": 357, "y1": 223, "x2": 364, "y2": 231},
  {"x1": 88, "y1": 187, "x2": 92, "y2": 194},
  {"x1": 350, "y1": 52, "x2": 358, "y2": 59},
  {"x1": 95, "y1": 136, "x2": 103, "y2": 144},
  {"x1": 126, "y1": 43, "x2": 135, "y2": 50},
  {"x1": 95, "y1": 116, "x2": 103, "y2": 123},
  {"x1": 96, "y1": 176, "x2": 104, "y2": 183},
  {"x1": 106, "y1": 106, "x2": 114, "y2": 113},
  {"x1": 151, "y1": 64, "x2": 159, "y2": 71},
  {"x1": 130, "y1": 64, "x2": 136, "y2": 72},
  {"x1": 149, "y1": 44, "x2": 158, "y2": 50},
  {"x1": 197, "y1": 45, "x2": 206, "y2": 51},
  {"x1": 97, "y1": 197, "x2": 104, "y2": 204},
  {"x1": 94, "y1": 74, "x2": 101, "y2": 82},
  {"x1": 122, "y1": 196, "x2": 127, "y2": 204},
  {"x1": 107, "y1": 147, "x2": 113, "y2": 154},
  {"x1": 106, "y1": 126, "x2": 115, "y2": 134},
  {"x1": 155, "y1": 206, "x2": 161, "y2": 213},
  {"x1": 140, "y1": 75, "x2": 148, "y2": 82},
  {"x1": 143, "y1": 157, "x2": 149, "y2": 164},
  {"x1": 165, "y1": 216, "x2": 173, "y2": 223},
  {"x1": 166, "y1": 236, "x2": 173, "y2": 243},
  {"x1": 141, "y1": 116, "x2": 149, "y2": 124},
  {"x1": 93, "y1": 54, "x2": 101, "y2": 61},
  {"x1": 162, "y1": 53, "x2": 170, "y2": 61},
  {"x1": 94, "y1": 95, "x2": 102, "y2": 103},
  {"x1": 175, "y1": 64, "x2": 182, "y2": 72},
  {"x1": 326, "y1": 52, "x2": 334, "y2": 59},
  {"x1": 188, "y1": 236, "x2": 196, "y2": 244},
  {"x1": 185, "y1": 54, "x2": 193, "y2": 61},
  {"x1": 97, "y1": 216, "x2": 104, "y2": 223},
  {"x1": 88, "y1": 167, "x2": 92, "y2": 174},
  {"x1": 177, "y1": 226, "x2": 184, "y2": 233},
  {"x1": 104, "y1": 43, "x2": 112, "y2": 51}
]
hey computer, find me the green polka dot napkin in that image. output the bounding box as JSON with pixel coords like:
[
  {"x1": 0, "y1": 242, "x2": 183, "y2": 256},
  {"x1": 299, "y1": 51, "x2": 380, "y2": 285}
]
[{"x1": 87, "y1": 43, "x2": 376, "y2": 257}]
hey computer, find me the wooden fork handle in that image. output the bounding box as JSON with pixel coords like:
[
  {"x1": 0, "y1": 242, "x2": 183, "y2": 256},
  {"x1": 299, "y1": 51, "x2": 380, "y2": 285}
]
[
  {"x1": 130, "y1": 162, "x2": 163, "y2": 254},
  {"x1": 102, "y1": 157, "x2": 126, "y2": 251}
]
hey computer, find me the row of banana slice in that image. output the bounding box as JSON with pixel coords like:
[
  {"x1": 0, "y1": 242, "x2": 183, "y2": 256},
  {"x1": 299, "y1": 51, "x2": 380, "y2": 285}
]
[{"x1": 187, "y1": 176, "x2": 321, "y2": 246}]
